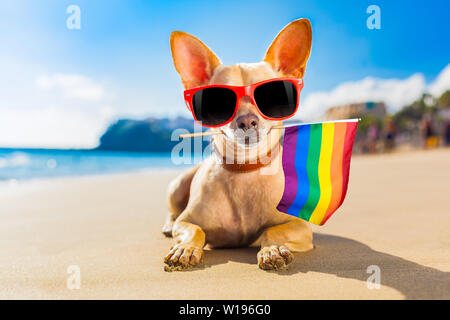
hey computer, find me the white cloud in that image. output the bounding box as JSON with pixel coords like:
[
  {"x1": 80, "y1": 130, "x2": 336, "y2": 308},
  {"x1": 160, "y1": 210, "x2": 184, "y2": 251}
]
[
  {"x1": 297, "y1": 73, "x2": 426, "y2": 120},
  {"x1": 0, "y1": 105, "x2": 115, "y2": 149},
  {"x1": 427, "y1": 64, "x2": 450, "y2": 97},
  {"x1": 0, "y1": 72, "x2": 116, "y2": 149},
  {"x1": 35, "y1": 73, "x2": 105, "y2": 101}
]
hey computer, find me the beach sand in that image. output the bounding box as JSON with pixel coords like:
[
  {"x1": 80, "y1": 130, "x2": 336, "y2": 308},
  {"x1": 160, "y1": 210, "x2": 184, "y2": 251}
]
[{"x1": 1, "y1": 149, "x2": 449, "y2": 300}]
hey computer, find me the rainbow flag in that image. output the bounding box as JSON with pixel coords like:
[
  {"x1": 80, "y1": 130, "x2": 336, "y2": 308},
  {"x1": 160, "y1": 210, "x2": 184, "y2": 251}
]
[{"x1": 276, "y1": 119, "x2": 358, "y2": 225}]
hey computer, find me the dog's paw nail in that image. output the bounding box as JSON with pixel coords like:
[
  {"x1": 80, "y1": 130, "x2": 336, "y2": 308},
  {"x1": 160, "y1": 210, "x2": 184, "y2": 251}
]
[
  {"x1": 273, "y1": 257, "x2": 285, "y2": 269},
  {"x1": 279, "y1": 246, "x2": 294, "y2": 264}
]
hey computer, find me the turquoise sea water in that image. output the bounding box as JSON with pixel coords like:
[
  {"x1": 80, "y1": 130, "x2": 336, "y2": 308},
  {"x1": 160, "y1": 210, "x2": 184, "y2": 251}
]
[{"x1": 0, "y1": 148, "x2": 191, "y2": 181}]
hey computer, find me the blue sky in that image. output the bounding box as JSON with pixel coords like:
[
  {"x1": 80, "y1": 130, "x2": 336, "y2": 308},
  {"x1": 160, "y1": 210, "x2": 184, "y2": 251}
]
[{"x1": 0, "y1": 0, "x2": 449, "y2": 148}]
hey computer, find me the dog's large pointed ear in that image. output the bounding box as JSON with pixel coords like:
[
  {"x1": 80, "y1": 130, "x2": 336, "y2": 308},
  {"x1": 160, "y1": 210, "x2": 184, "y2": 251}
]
[
  {"x1": 170, "y1": 31, "x2": 221, "y2": 89},
  {"x1": 264, "y1": 19, "x2": 312, "y2": 78}
]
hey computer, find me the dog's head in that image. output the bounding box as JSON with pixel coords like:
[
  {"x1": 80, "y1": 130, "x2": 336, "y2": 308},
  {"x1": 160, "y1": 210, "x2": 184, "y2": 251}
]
[{"x1": 170, "y1": 19, "x2": 312, "y2": 162}]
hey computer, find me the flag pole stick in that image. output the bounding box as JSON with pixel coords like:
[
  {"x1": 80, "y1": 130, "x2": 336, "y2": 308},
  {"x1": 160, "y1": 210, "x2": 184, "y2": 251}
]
[
  {"x1": 179, "y1": 131, "x2": 222, "y2": 139},
  {"x1": 271, "y1": 118, "x2": 361, "y2": 130}
]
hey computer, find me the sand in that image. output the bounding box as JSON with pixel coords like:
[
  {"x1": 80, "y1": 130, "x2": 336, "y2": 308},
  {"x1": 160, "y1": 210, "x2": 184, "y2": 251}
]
[{"x1": 0, "y1": 149, "x2": 449, "y2": 300}]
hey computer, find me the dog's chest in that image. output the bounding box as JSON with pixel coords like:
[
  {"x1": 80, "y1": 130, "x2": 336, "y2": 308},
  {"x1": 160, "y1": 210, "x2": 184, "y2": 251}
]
[{"x1": 202, "y1": 166, "x2": 284, "y2": 247}]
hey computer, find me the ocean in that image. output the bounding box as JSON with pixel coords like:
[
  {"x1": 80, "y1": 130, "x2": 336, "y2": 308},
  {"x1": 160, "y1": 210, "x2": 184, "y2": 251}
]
[{"x1": 0, "y1": 148, "x2": 195, "y2": 181}]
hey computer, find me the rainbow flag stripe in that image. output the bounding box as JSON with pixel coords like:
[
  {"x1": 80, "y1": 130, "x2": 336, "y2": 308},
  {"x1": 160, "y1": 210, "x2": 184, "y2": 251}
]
[{"x1": 276, "y1": 120, "x2": 358, "y2": 225}]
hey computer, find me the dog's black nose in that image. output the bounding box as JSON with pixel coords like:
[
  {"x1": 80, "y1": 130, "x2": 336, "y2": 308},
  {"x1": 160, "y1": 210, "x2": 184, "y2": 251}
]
[{"x1": 236, "y1": 114, "x2": 259, "y2": 131}]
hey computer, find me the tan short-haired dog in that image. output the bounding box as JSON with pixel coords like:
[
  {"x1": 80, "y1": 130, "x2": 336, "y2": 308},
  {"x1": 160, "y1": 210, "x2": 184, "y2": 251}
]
[{"x1": 164, "y1": 19, "x2": 314, "y2": 271}]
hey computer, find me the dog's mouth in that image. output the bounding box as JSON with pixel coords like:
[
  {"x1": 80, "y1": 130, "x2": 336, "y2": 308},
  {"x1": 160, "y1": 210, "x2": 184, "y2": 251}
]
[
  {"x1": 223, "y1": 128, "x2": 266, "y2": 148},
  {"x1": 213, "y1": 125, "x2": 281, "y2": 165}
]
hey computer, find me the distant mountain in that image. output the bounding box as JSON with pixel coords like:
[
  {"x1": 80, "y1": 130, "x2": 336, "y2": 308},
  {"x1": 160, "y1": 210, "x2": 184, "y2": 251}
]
[{"x1": 97, "y1": 116, "x2": 200, "y2": 152}]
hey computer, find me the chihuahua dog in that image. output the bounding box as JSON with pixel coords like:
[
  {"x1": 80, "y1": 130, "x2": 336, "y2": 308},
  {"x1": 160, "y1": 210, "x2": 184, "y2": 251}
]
[{"x1": 163, "y1": 19, "x2": 313, "y2": 271}]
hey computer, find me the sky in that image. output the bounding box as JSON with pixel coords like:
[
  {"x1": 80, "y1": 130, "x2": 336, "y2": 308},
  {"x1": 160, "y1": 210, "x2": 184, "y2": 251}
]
[{"x1": 0, "y1": 0, "x2": 449, "y2": 148}]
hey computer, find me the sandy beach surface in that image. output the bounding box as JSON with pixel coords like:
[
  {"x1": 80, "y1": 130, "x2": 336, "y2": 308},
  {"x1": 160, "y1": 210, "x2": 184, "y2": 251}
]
[{"x1": 1, "y1": 149, "x2": 449, "y2": 300}]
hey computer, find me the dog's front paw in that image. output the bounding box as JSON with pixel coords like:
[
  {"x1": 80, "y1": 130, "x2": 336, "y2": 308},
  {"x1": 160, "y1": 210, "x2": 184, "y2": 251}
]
[
  {"x1": 257, "y1": 245, "x2": 294, "y2": 270},
  {"x1": 164, "y1": 243, "x2": 204, "y2": 271}
]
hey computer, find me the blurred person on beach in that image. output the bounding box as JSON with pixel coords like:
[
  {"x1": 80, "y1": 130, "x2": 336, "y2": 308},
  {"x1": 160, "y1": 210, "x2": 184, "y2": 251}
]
[
  {"x1": 440, "y1": 107, "x2": 450, "y2": 146},
  {"x1": 367, "y1": 123, "x2": 380, "y2": 153},
  {"x1": 384, "y1": 118, "x2": 397, "y2": 152},
  {"x1": 421, "y1": 113, "x2": 438, "y2": 148}
]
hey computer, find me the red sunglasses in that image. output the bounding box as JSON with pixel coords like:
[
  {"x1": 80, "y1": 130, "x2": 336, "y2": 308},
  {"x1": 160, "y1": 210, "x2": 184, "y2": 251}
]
[{"x1": 184, "y1": 78, "x2": 303, "y2": 128}]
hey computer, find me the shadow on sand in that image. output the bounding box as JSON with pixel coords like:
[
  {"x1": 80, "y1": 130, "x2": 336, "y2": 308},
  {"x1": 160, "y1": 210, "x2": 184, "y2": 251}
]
[{"x1": 203, "y1": 233, "x2": 449, "y2": 299}]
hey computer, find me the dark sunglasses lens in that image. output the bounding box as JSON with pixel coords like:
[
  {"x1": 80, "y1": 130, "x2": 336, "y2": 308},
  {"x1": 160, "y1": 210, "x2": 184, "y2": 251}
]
[
  {"x1": 192, "y1": 88, "x2": 237, "y2": 126},
  {"x1": 254, "y1": 81, "x2": 298, "y2": 119}
]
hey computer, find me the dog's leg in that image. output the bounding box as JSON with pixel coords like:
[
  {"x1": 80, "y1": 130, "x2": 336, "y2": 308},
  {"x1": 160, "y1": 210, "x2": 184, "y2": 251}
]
[
  {"x1": 257, "y1": 218, "x2": 313, "y2": 270},
  {"x1": 164, "y1": 220, "x2": 205, "y2": 270},
  {"x1": 162, "y1": 164, "x2": 200, "y2": 237}
]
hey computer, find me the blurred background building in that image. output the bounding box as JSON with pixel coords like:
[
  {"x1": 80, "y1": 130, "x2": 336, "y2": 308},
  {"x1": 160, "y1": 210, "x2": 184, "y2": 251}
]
[{"x1": 325, "y1": 102, "x2": 387, "y2": 120}]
